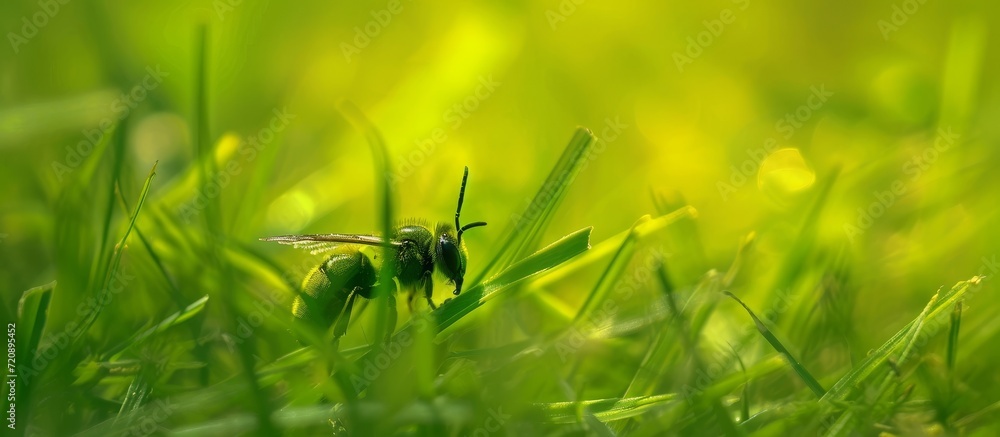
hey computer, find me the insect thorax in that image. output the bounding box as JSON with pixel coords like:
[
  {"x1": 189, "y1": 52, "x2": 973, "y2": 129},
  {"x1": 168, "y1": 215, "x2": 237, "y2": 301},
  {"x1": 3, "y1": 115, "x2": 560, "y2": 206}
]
[{"x1": 392, "y1": 224, "x2": 435, "y2": 287}]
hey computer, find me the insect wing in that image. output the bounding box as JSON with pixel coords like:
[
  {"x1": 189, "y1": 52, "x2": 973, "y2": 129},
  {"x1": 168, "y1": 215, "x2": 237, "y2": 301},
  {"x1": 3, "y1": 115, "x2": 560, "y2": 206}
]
[{"x1": 260, "y1": 233, "x2": 401, "y2": 255}]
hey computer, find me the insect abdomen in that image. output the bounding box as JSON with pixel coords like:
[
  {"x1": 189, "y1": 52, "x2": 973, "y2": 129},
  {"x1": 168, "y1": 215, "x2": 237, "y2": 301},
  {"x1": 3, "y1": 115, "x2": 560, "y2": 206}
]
[{"x1": 292, "y1": 251, "x2": 376, "y2": 327}]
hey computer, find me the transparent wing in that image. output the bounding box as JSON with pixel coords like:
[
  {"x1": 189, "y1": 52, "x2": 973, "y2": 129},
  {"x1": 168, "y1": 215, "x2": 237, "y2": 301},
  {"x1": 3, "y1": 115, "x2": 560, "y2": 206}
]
[{"x1": 260, "y1": 233, "x2": 401, "y2": 255}]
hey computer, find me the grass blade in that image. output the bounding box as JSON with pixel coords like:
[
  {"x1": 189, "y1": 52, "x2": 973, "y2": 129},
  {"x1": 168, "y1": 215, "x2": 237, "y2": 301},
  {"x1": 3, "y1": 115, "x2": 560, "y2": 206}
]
[
  {"x1": 821, "y1": 276, "x2": 983, "y2": 403},
  {"x1": 104, "y1": 295, "x2": 210, "y2": 359},
  {"x1": 16, "y1": 281, "x2": 54, "y2": 379},
  {"x1": 725, "y1": 291, "x2": 826, "y2": 398},
  {"x1": 342, "y1": 227, "x2": 592, "y2": 392},
  {"x1": 338, "y1": 101, "x2": 396, "y2": 344},
  {"x1": 474, "y1": 127, "x2": 596, "y2": 283},
  {"x1": 12, "y1": 281, "x2": 55, "y2": 425},
  {"x1": 93, "y1": 118, "x2": 129, "y2": 294},
  {"x1": 536, "y1": 394, "x2": 678, "y2": 424},
  {"x1": 947, "y1": 303, "x2": 962, "y2": 371},
  {"x1": 436, "y1": 226, "x2": 593, "y2": 332},
  {"x1": 572, "y1": 207, "x2": 695, "y2": 327},
  {"x1": 115, "y1": 374, "x2": 151, "y2": 421},
  {"x1": 74, "y1": 161, "x2": 158, "y2": 343}
]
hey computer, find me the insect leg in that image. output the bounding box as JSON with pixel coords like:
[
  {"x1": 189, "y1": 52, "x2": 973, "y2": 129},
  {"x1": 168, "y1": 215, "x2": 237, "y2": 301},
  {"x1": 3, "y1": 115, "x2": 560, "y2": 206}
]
[
  {"x1": 384, "y1": 291, "x2": 397, "y2": 343},
  {"x1": 331, "y1": 287, "x2": 360, "y2": 340},
  {"x1": 406, "y1": 287, "x2": 417, "y2": 313},
  {"x1": 422, "y1": 274, "x2": 437, "y2": 310}
]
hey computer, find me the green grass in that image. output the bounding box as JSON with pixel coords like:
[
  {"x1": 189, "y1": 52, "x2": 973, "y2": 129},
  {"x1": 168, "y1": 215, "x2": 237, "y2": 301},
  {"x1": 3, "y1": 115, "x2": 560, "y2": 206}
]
[
  {"x1": 4, "y1": 4, "x2": 1000, "y2": 436},
  {"x1": 12, "y1": 110, "x2": 997, "y2": 435}
]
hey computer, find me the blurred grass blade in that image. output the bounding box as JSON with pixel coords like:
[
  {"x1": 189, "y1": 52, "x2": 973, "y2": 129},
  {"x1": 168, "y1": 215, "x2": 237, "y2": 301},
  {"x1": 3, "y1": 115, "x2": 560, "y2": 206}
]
[
  {"x1": 74, "y1": 161, "x2": 158, "y2": 343},
  {"x1": 17, "y1": 281, "x2": 54, "y2": 375},
  {"x1": 761, "y1": 168, "x2": 838, "y2": 307},
  {"x1": 822, "y1": 276, "x2": 983, "y2": 403},
  {"x1": 12, "y1": 281, "x2": 55, "y2": 423},
  {"x1": 725, "y1": 291, "x2": 826, "y2": 398},
  {"x1": 338, "y1": 101, "x2": 396, "y2": 343},
  {"x1": 194, "y1": 25, "x2": 223, "y2": 236},
  {"x1": 94, "y1": 119, "x2": 129, "y2": 286},
  {"x1": 535, "y1": 394, "x2": 677, "y2": 424},
  {"x1": 0, "y1": 91, "x2": 118, "y2": 145},
  {"x1": 948, "y1": 303, "x2": 962, "y2": 371},
  {"x1": 938, "y1": 16, "x2": 986, "y2": 132},
  {"x1": 474, "y1": 127, "x2": 596, "y2": 283},
  {"x1": 104, "y1": 295, "x2": 209, "y2": 359},
  {"x1": 584, "y1": 415, "x2": 618, "y2": 437},
  {"x1": 115, "y1": 374, "x2": 151, "y2": 421}
]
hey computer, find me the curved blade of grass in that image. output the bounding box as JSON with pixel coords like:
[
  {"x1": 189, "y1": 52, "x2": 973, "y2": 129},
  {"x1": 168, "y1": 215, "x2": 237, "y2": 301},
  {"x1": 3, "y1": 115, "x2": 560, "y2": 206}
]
[
  {"x1": 436, "y1": 226, "x2": 592, "y2": 332},
  {"x1": 12, "y1": 281, "x2": 55, "y2": 424},
  {"x1": 74, "y1": 161, "x2": 158, "y2": 344},
  {"x1": 535, "y1": 394, "x2": 678, "y2": 424},
  {"x1": 821, "y1": 276, "x2": 983, "y2": 403},
  {"x1": 725, "y1": 291, "x2": 826, "y2": 398},
  {"x1": 16, "y1": 281, "x2": 54, "y2": 374},
  {"x1": 474, "y1": 127, "x2": 596, "y2": 283},
  {"x1": 103, "y1": 295, "x2": 209, "y2": 359}
]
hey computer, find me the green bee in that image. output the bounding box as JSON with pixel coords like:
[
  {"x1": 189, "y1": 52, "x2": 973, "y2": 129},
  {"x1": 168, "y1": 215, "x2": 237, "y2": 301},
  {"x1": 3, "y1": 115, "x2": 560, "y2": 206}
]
[{"x1": 261, "y1": 167, "x2": 487, "y2": 340}]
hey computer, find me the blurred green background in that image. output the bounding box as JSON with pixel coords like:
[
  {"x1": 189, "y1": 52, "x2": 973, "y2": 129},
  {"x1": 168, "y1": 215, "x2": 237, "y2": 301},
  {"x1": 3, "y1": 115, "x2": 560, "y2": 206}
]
[{"x1": 1, "y1": 0, "x2": 998, "y2": 435}]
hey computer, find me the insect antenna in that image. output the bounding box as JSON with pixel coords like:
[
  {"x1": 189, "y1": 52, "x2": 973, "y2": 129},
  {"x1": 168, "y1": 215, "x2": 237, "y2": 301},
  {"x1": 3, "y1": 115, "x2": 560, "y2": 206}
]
[{"x1": 455, "y1": 166, "x2": 487, "y2": 245}]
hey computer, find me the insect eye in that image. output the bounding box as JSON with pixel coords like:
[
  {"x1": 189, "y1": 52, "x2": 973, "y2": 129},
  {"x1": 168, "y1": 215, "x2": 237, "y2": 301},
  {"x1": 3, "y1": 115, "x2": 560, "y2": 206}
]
[{"x1": 438, "y1": 237, "x2": 462, "y2": 280}]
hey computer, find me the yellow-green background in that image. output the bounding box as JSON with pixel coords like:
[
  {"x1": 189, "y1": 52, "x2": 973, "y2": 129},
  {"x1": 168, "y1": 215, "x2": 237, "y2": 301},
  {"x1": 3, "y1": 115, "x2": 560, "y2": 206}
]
[{"x1": 1, "y1": 0, "x2": 998, "y2": 435}]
